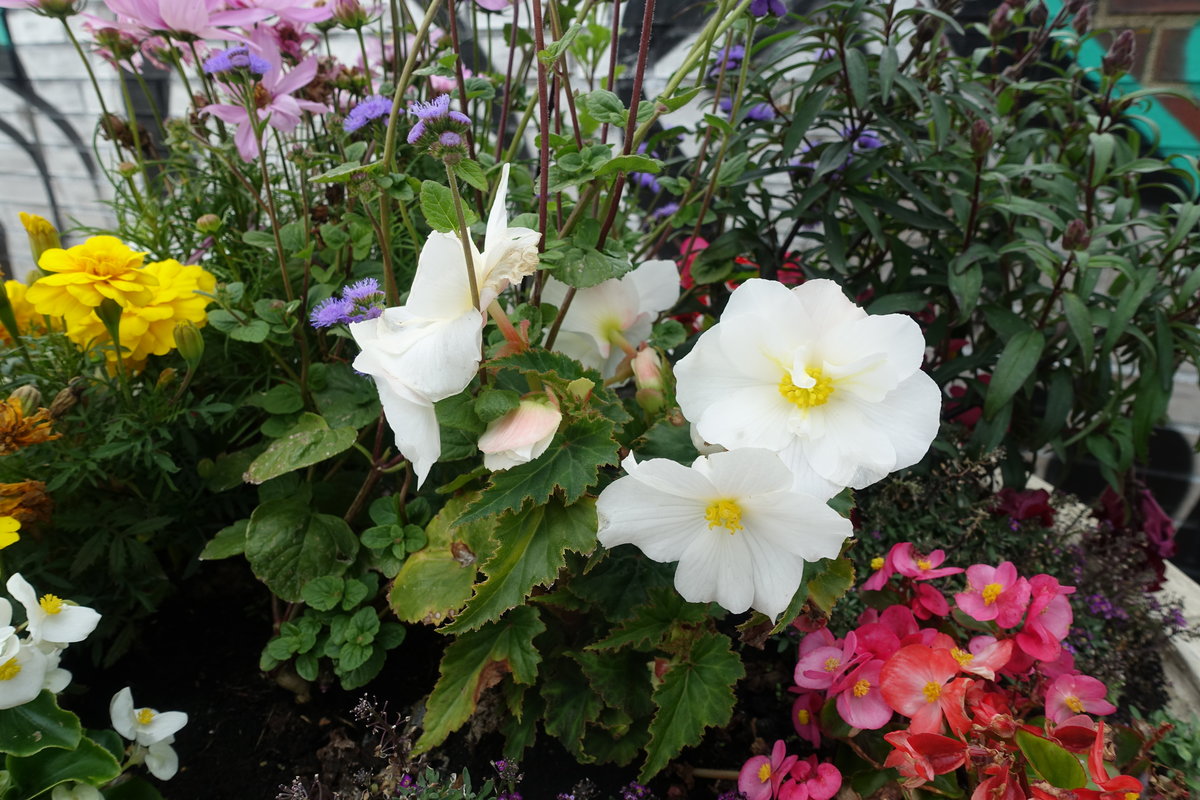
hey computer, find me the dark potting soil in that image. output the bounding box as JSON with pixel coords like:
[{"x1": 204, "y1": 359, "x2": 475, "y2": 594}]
[{"x1": 58, "y1": 560, "x2": 785, "y2": 800}]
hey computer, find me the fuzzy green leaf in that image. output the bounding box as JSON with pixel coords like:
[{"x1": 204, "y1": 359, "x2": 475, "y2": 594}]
[
  {"x1": 806, "y1": 557, "x2": 856, "y2": 615},
  {"x1": 420, "y1": 180, "x2": 477, "y2": 233},
  {"x1": 244, "y1": 413, "x2": 358, "y2": 484},
  {"x1": 442, "y1": 498, "x2": 597, "y2": 633},
  {"x1": 640, "y1": 632, "x2": 744, "y2": 780},
  {"x1": 415, "y1": 606, "x2": 545, "y2": 753},
  {"x1": 591, "y1": 588, "x2": 710, "y2": 651},
  {"x1": 244, "y1": 488, "x2": 359, "y2": 602}
]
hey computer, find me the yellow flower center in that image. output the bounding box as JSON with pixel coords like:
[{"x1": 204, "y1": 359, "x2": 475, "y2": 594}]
[
  {"x1": 981, "y1": 583, "x2": 1003, "y2": 606},
  {"x1": 704, "y1": 499, "x2": 743, "y2": 534},
  {"x1": 39, "y1": 594, "x2": 64, "y2": 614},
  {"x1": 1124, "y1": 794, "x2": 1139, "y2": 800},
  {"x1": 0, "y1": 657, "x2": 20, "y2": 681},
  {"x1": 853, "y1": 679, "x2": 872, "y2": 698},
  {"x1": 796, "y1": 709, "x2": 810, "y2": 725},
  {"x1": 870, "y1": 556, "x2": 885, "y2": 570},
  {"x1": 136, "y1": 708, "x2": 155, "y2": 725},
  {"x1": 757, "y1": 762, "x2": 771, "y2": 782},
  {"x1": 779, "y1": 367, "x2": 834, "y2": 409},
  {"x1": 923, "y1": 681, "x2": 942, "y2": 703},
  {"x1": 917, "y1": 559, "x2": 932, "y2": 571},
  {"x1": 823, "y1": 656, "x2": 841, "y2": 672},
  {"x1": 1065, "y1": 695, "x2": 1084, "y2": 714},
  {"x1": 950, "y1": 648, "x2": 974, "y2": 667}
]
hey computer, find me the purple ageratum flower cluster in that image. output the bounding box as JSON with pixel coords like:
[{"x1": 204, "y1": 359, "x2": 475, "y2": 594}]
[
  {"x1": 1085, "y1": 593, "x2": 1129, "y2": 621},
  {"x1": 310, "y1": 278, "x2": 386, "y2": 328},
  {"x1": 718, "y1": 96, "x2": 777, "y2": 122},
  {"x1": 652, "y1": 201, "x2": 679, "y2": 219},
  {"x1": 750, "y1": 0, "x2": 786, "y2": 16},
  {"x1": 843, "y1": 125, "x2": 884, "y2": 152},
  {"x1": 709, "y1": 44, "x2": 745, "y2": 77},
  {"x1": 203, "y1": 46, "x2": 270, "y2": 76},
  {"x1": 344, "y1": 94, "x2": 393, "y2": 133},
  {"x1": 407, "y1": 93, "x2": 471, "y2": 145},
  {"x1": 620, "y1": 782, "x2": 654, "y2": 800}
]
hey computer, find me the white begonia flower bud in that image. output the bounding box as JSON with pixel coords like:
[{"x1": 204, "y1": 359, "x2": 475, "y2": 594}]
[
  {"x1": 51, "y1": 783, "x2": 103, "y2": 800},
  {"x1": 110, "y1": 687, "x2": 188, "y2": 746},
  {"x1": 477, "y1": 396, "x2": 562, "y2": 471}
]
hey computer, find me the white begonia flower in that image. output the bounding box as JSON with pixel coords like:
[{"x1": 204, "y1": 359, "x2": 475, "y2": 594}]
[
  {"x1": 477, "y1": 396, "x2": 562, "y2": 470},
  {"x1": 350, "y1": 163, "x2": 540, "y2": 488},
  {"x1": 42, "y1": 648, "x2": 71, "y2": 694},
  {"x1": 596, "y1": 448, "x2": 852, "y2": 619},
  {"x1": 51, "y1": 783, "x2": 103, "y2": 800},
  {"x1": 0, "y1": 641, "x2": 48, "y2": 710},
  {"x1": 0, "y1": 598, "x2": 21, "y2": 665},
  {"x1": 144, "y1": 737, "x2": 180, "y2": 780},
  {"x1": 674, "y1": 279, "x2": 942, "y2": 500},
  {"x1": 5, "y1": 573, "x2": 101, "y2": 645},
  {"x1": 541, "y1": 260, "x2": 680, "y2": 379},
  {"x1": 110, "y1": 687, "x2": 188, "y2": 746}
]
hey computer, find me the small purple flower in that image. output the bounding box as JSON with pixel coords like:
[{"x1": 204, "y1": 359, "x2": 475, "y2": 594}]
[
  {"x1": 630, "y1": 171, "x2": 662, "y2": 192},
  {"x1": 310, "y1": 296, "x2": 354, "y2": 328},
  {"x1": 745, "y1": 102, "x2": 777, "y2": 121},
  {"x1": 652, "y1": 201, "x2": 679, "y2": 219},
  {"x1": 407, "y1": 93, "x2": 471, "y2": 145},
  {"x1": 621, "y1": 782, "x2": 653, "y2": 800},
  {"x1": 816, "y1": 47, "x2": 836, "y2": 61},
  {"x1": 311, "y1": 279, "x2": 386, "y2": 327},
  {"x1": 843, "y1": 125, "x2": 884, "y2": 151},
  {"x1": 439, "y1": 131, "x2": 463, "y2": 147},
  {"x1": 709, "y1": 44, "x2": 745, "y2": 77},
  {"x1": 343, "y1": 277, "x2": 381, "y2": 301},
  {"x1": 344, "y1": 95, "x2": 393, "y2": 133},
  {"x1": 204, "y1": 46, "x2": 270, "y2": 76},
  {"x1": 750, "y1": 0, "x2": 786, "y2": 16},
  {"x1": 399, "y1": 774, "x2": 415, "y2": 788}
]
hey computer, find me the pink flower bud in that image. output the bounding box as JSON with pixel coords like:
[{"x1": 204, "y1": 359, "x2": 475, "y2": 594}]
[
  {"x1": 633, "y1": 347, "x2": 666, "y2": 414},
  {"x1": 477, "y1": 397, "x2": 562, "y2": 470}
]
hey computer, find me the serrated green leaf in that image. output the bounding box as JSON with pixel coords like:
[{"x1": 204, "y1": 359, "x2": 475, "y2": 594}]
[
  {"x1": 596, "y1": 155, "x2": 661, "y2": 177},
  {"x1": 244, "y1": 413, "x2": 358, "y2": 484},
  {"x1": 312, "y1": 160, "x2": 378, "y2": 184},
  {"x1": 7, "y1": 735, "x2": 120, "y2": 798},
  {"x1": 475, "y1": 389, "x2": 522, "y2": 424},
  {"x1": 0, "y1": 692, "x2": 82, "y2": 757},
  {"x1": 460, "y1": 419, "x2": 618, "y2": 522},
  {"x1": 245, "y1": 489, "x2": 359, "y2": 602},
  {"x1": 420, "y1": 180, "x2": 477, "y2": 233},
  {"x1": 591, "y1": 588, "x2": 709, "y2": 651},
  {"x1": 389, "y1": 494, "x2": 499, "y2": 625},
  {"x1": 415, "y1": 606, "x2": 545, "y2": 752},
  {"x1": 199, "y1": 519, "x2": 248, "y2": 561},
  {"x1": 436, "y1": 391, "x2": 486, "y2": 462},
  {"x1": 1015, "y1": 729, "x2": 1087, "y2": 789},
  {"x1": 984, "y1": 329, "x2": 1044, "y2": 420},
  {"x1": 640, "y1": 632, "x2": 744, "y2": 780},
  {"x1": 301, "y1": 576, "x2": 345, "y2": 611},
  {"x1": 583, "y1": 90, "x2": 625, "y2": 125},
  {"x1": 576, "y1": 649, "x2": 655, "y2": 719},
  {"x1": 443, "y1": 498, "x2": 597, "y2": 633},
  {"x1": 541, "y1": 659, "x2": 604, "y2": 759},
  {"x1": 806, "y1": 557, "x2": 855, "y2": 615},
  {"x1": 548, "y1": 246, "x2": 632, "y2": 289}
]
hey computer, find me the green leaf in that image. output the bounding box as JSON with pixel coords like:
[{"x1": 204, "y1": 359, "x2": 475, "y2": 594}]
[
  {"x1": 461, "y1": 418, "x2": 618, "y2": 521},
  {"x1": 592, "y1": 588, "x2": 710, "y2": 651},
  {"x1": 258, "y1": 384, "x2": 305, "y2": 415},
  {"x1": 640, "y1": 632, "x2": 744, "y2": 779},
  {"x1": 244, "y1": 413, "x2": 358, "y2": 484},
  {"x1": 436, "y1": 391, "x2": 486, "y2": 463},
  {"x1": 984, "y1": 329, "x2": 1044, "y2": 420},
  {"x1": 1061, "y1": 292, "x2": 1095, "y2": 370},
  {"x1": 576, "y1": 649, "x2": 655, "y2": 719},
  {"x1": 539, "y1": 22, "x2": 582, "y2": 64},
  {"x1": 199, "y1": 519, "x2": 247, "y2": 561},
  {"x1": 415, "y1": 606, "x2": 545, "y2": 752},
  {"x1": 844, "y1": 48, "x2": 869, "y2": 108},
  {"x1": 312, "y1": 160, "x2": 378, "y2": 184},
  {"x1": 241, "y1": 230, "x2": 276, "y2": 250},
  {"x1": 475, "y1": 389, "x2": 521, "y2": 424},
  {"x1": 337, "y1": 644, "x2": 386, "y2": 690},
  {"x1": 0, "y1": 692, "x2": 82, "y2": 757},
  {"x1": 389, "y1": 494, "x2": 499, "y2": 625},
  {"x1": 301, "y1": 576, "x2": 345, "y2": 611},
  {"x1": 595, "y1": 155, "x2": 662, "y2": 177},
  {"x1": 420, "y1": 180, "x2": 476, "y2": 233},
  {"x1": 454, "y1": 159, "x2": 490, "y2": 192},
  {"x1": 583, "y1": 90, "x2": 626, "y2": 125},
  {"x1": 103, "y1": 776, "x2": 167, "y2": 800},
  {"x1": 805, "y1": 557, "x2": 855, "y2": 615},
  {"x1": 443, "y1": 498, "x2": 598, "y2": 633},
  {"x1": 1015, "y1": 729, "x2": 1087, "y2": 789},
  {"x1": 547, "y1": 246, "x2": 632, "y2": 289},
  {"x1": 245, "y1": 488, "x2": 360, "y2": 602},
  {"x1": 649, "y1": 319, "x2": 686, "y2": 350},
  {"x1": 6, "y1": 736, "x2": 120, "y2": 798},
  {"x1": 541, "y1": 659, "x2": 604, "y2": 759}
]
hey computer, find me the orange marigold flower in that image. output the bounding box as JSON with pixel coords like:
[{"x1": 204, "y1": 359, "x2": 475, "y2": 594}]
[
  {"x1": 0, "y1": 480, "x2": 52, "y2": 526},
  {"x1": 0, "y1": 397, "x2": 61, "y2": 455},
  {"x1": 25, "y1": 236, "x2": 156, "y2": 324}
]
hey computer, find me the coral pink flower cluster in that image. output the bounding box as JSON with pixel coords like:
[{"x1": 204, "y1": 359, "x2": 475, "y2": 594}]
[
  {"x1": 737, "y1": 740, "x2": 841, "y2": 800},
  {"x1": 784, "y1": 543, "x2": 1138, "y2": 799}
]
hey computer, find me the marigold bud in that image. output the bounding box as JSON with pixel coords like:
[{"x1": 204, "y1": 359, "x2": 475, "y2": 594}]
[
  {"x1": 18, "y1": 212, "x2": 61, "y2": 265},
  {"x1": 49, "y1": 383, "x2": 81, "y2": 418},
  {"x1": 196, "y1": 214, "x2": 222, "y2": 234},
  {"x1": 174, "y1": 320, "x2": 205, "y2": 369},
  {"x1": 8, "y1": 386, "x2": 41, "y2": 413},
  {"x1": 156, "y1": 368, "x2": 178, "y2": 390}
]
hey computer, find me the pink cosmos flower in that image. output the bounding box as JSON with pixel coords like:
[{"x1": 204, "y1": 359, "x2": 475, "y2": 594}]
[
  {"x1": 778, "y1": 756, "x2": 841, "y2": 800},
  {"x1": 101, "y1": 0, "x2": 268, "y2": 39},
  {"x1": 832, "y1": 659, "x2": 892, "y2": 730},
  {"x1": 204, "y1": 33, "x2": 330, "y2": 160},
  {"x1": 954, "y1": 562, "x2": 1030, "y2": 627},
  {"x1": 228, "y1": 0, "x2": 333, "y2": 25},
  {"x1": 738, "y1": 740, "x2": 797, "y2": 800},
  {"x1": 882, "y1": 730, "x2": 968, "y2": 789},
  {"x1": 789, "y1": 691, "x2": 823, "y2": 746},
  {"x1": 879, "y1": 644, "x2": 971, "y2": 736},
  {"x1": 892, "y1": 542, "x2": 963, "y2": 580},
  {"x1": 1044, "y1": 674, "x2": 1116, "y2": 724},
  {"x1": 475, "y1": 0, "x2": 513, "y2": 9},
  {"x1": 1015, "y1": 573, "x2": 1074, "y2": 662},
  {"x1": 431, "y1": 67, "x2": 472, "y2": 93}
]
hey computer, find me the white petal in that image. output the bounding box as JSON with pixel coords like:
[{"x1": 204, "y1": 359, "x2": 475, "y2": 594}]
[
  {"x1": 840, "y1": 371, "x2": 942, "y2": 486},
  {"x1": 776, "y1": 441, "x2": 844, "y2": 500},
  {"x1": 137, "y1": 709, "x2": 188, "y2": 746},
  {"x1": 110, "y1": 687, "x2": 136, "y2": 740},
  {"x1": 371, "y1": 380, "x2": 442, "y2": 488},
  {"x1": 742, "y1": 533, "x2": 808, "y2": 619},
  {"x1": 790, "y1": 279, "x2": 867, "y2": 336},
  {"x1": 40, "y1": 604, "x2": 101, "y2": 645},
  {"x1": 624, "y1": 260, "x2": 680, "y2": 316},
  {"x1": 485, "y1": 163, "x2": 513, "y2": 254},
  {"x1": 351, "y1": 309, "x2": 482, "y2": 401},
  {"x1": 0, "y1": 645, "x2": 46, "y2": 710},
  {"x1": 547, "y1": 330, "x2": 604, "y2": 374},
  {"x1": 690, "y1": 382, "x2": 797, "y2": 451},
  {"x1": 5, "y1": 574, "x2": 37, "y2": 619},
  {"x1": 557, "y1": 278, "x2": 636, "y2": 354},
  {"x1": 145, "y1": 741, "x2": 179, "y2": 780},
  {"x1": 691, "y1": 448, "x2": 791, "y2": 499},
  {"x1": 0, "y1": 598, "x2": 12, "y2": 628},
  {"x1": 44, "y1": 667, "x2": 71, "y2": 693},
  {"x1": 818, "y1": 313, "x2": 927, "y2": 399},
  {"x1": 52, "y1": 784, "x2": 103, "y2": 800},
  {"x1": 742, "y1": 492, "x2": 852, "y2": 563},
  {"x1": 674, "y1": 530, "x2": 754, "y2": 613},
  {"x1": 596, "y1": 466, "x2": 711, "y2": 563},
  {"x1": 404, "y1": 233, "x2": 476, "y2": 319}
]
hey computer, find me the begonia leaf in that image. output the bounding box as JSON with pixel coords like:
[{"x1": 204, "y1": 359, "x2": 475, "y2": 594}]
[
  {"x1": 6, "y1": 735, "x2": 120, "y2": 797},
  {"x1": 1015, "y1": 729, "x2": 1087, "y2": 789},
  {"x1": 442, "y1": 498, "x2": 597, "y2": 634},
  {"x1": 640, "y1": 632, "x2": 743, "y2": 780},
  {"x1": 0, "y1": 691, "x2": 81, "y2": 757},
  {"x1": 590, "y1": 588, "x2": 710, "y2": 652},
  {"x1": 541, "y1": 658, "x2": 604, "y2": 759},
  {"x1": 414, "y1": 606, "x2": 545, "y2": 753}
]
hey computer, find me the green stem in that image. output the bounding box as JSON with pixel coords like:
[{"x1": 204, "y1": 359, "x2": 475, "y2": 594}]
[
  {"x1": 62, "y1": 20, "x2": 114, "y2": 129},
  {"x1": 445, "y1": 161, "x2": 481, "y2": 311},
  {"x1": 380, "y1": 0, "x2": 445, "y2": 170}
]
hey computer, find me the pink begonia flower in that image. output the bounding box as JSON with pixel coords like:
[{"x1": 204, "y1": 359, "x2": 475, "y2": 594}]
[
  {"x1": 1015, "y1": 573, "x2": 1074, "y2": 662},
  {"x1": 862, "y1": 543, "x2": 899, "y2": 590},
  {"x1": 882, "y1": 730, "x2": 968, "y2": 789},
  {"x1": 1044, "y1": 674, "x2": 1116, "y2": 724},
  {"x1": 738, "y1": 740, "x2": 797, "y2": 800},
  {"x1": 476, "y1": 396, "x2": 562, "y2": 470},
  {"x1": 779, "y1": 756, "x2": 841, "y2": 800},
  {"x1": 949, "y1": 635, "x2": 1013, "y2": 681},
  {"x1": 794, "y1": 631, "x2": 865, "y2": 690},
  {"x1": 796, "y1": 627, "x2": 836, "y2": 656},
  {"x1": 879, "y1": 645, "x2": 971, "y2": 736},
  {"x1": 832, "y1": 659, "x2": 892, "y2": 730},
  {"x1": 431, "y1": 67, "x2": 472, "y2": 93},
  {"x1": 1046, "y1": 713, "x2": 1098, "y2": 752},
  {"x1": 852, "y1": 621, "x2": 901, "y2": 661},
  {"x1": 911, "y1": 582, "x2": 949, "y2": 620},
  {"x1": 954, "y1": 562, "x2": 1030, "y2": 628},
  {"x1": 789, "y1": 691, "x2": 823, "y2": 746},
  {"x1": 879, "y1": 604, "x2": 920, "y2": 641},
  {"x1": 204, "y1": 33, "x2": 330, "y2": 161},
  {"x1": 101, "y1": 0, "x2": 269, "y2": 39},
  {"x1": 1039, "y1": 648, "x2": 1078, "y2": 681},
  {"x1": 892, "y1": 542, "x2": 963, "y2": 580}
]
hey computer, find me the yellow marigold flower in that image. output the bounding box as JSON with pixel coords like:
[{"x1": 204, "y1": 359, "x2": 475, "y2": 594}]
[
  {"x1": 0, "y1": 517, "x2": 19, "y2": 551},
  {"x1": 0, "y1": 480, "x2": 51, "y2": 526},
  {"x1": 0, "y1": 281, "x2": 63, "y2": 345},
  {"x1": 25, "y1": 236, "x2": 156, "y2": 324},
  {"x1": 0, "y1": 398, "x2": 60, "y2": 455},
  {"x1": 18, "y1": 213, "x2": 61, "y2": 263},
  {"x1": 66, "y1": 259, "x2": 216, "y2": 368}
]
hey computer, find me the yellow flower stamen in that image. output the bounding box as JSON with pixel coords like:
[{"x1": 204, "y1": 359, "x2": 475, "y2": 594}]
[
  {"x1": 981, "y1": 582, "x2": 1003, "y2": 606},
  {"x1": 136, "y1": 708, "x2": 155, "y2": 725},
  {"x1": 1065, "y1": 695, "x2": 1084, "y2": 714},
  {"x1": 796, "y1": 709, "x2": 810, "y2": 725},
  {"x1": 39, "y1": 594, "x2": 64, "y2": 615},
  {"x1": 0, "y1": 657, "x2": 20, "y2": 681},
  {"x1": 870, "y1": 556, "x2": 885, "y2": 570},
  {"x1": 853, "y1": 679, "x2": 871, "y2": 698},
  {"x1": 757, "y1": 762, "x2": 771, "y2": 782},
  {"x1": 917, "y1": 559, "x2": 932, "y2": 571},
  {"x1": 704, "y1": 499, "x2": 743, "y2": 534},
  {"x1": 779, "y1": 367, "x2": 834, "y2": 409},
  {"x1": 922, "y1": 681, "x2": 942, "y2": 703},
  {"x1": 950, "y1": 648, "x2": 974, "y2": 667},
  {"x1": 823, "y1": 656, "x2": 841, "y2": 672}
]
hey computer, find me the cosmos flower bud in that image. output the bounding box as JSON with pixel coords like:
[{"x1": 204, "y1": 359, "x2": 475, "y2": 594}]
[
  {"x1": 970, "y1": 120, "x2": 992, "y2": 156},
  {"x1": 1102, "y1": 30, "x2": 1136, "y2": 76},
  {"x1": 195, "y1": 214, "x2": 222, "y2": 234},
  {"x1": 116, "y1": 161, "x2": 140, "y2": 178},
  {"x1": 1062, "y1": 219, "x2": 1090, "y2": 251},
  {"x1": 18, "y1": 213, "x2": 60, "y2": 265},
  {"x1": 331, "y1": 0, "x2": 371, "y2": 29}
]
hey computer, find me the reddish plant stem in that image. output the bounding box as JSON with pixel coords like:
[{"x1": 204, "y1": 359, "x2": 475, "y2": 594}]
[
  {"x1": 493, "y1": 0, "x2": 521, "y2": 162},
  {"x1": 600, "y1": 0, "x2": 621, "y2": 145}
]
